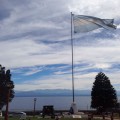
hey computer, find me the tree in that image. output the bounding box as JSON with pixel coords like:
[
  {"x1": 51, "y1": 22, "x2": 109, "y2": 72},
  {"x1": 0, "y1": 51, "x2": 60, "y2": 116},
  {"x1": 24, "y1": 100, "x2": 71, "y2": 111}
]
[
  {"x1": 0, "y1": 65, "x2": 14, "y2": 110},
  {"x1": 91, "y1": 72, "x2": 117, "y2": 112}
]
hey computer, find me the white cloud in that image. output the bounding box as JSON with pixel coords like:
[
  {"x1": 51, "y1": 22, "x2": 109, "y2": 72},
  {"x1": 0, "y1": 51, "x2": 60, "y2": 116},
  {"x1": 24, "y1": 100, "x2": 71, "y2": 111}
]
[
  {"x1": 94, "y1": 63, "x2": 111, "y2": 69},
  {"x1": 15, "y1": 74, "x2": 72, "y2": 91},
  {"x1": 23, "y1": 66, "x2": 46, "y2": 76},
  {"x1": 69, "y1": 0, "x2": 120, "y2": 18},
  {"x1": 0, "y1": 0, "x2": 120, "y2": 91},
  {"x1": 14, "y1": 72, "x2": 98, "y2": 91}
]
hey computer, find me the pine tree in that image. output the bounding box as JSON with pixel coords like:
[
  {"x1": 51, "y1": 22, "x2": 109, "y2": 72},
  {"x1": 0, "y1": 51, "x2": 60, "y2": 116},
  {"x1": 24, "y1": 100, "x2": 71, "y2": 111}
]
[
  {"x1": 91, "y1": 72, "x2": 117, "y2": 112},
  {"x1": 0, "y1": 65, "x2": 14, "y2": 110}
]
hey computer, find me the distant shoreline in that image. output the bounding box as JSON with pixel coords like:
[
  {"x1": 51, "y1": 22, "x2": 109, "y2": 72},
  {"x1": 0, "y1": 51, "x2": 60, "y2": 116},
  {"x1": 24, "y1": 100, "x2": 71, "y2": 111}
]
[
  {"x1": 15, "y1": 89, "x2": 120, "y2": 97},
  {"x1": 15, "y1": 95, "x2": 91, "y2": 97}
]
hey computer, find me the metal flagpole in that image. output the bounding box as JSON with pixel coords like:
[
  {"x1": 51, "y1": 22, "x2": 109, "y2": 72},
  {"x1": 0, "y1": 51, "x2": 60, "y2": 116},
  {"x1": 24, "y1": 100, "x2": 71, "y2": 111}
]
[{"x1": 71, "y1": 12, "x2": 75, "y2": 103}]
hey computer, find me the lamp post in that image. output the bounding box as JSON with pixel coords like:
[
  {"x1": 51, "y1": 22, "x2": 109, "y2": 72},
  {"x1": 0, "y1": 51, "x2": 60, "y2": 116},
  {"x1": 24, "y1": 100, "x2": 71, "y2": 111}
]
[
  {"x1": 5, "y1": 82, "x2": 12, "y2": 120},
  {"x1": 33, "y1": 98, "x2": 37, "y2": 117}
]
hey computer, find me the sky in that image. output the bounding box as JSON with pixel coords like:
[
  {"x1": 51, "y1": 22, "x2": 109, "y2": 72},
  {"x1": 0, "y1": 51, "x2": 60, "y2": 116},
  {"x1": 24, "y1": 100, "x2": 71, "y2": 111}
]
[{"x1": 0, "y1": 0, "x2": 120, "y2": 92}]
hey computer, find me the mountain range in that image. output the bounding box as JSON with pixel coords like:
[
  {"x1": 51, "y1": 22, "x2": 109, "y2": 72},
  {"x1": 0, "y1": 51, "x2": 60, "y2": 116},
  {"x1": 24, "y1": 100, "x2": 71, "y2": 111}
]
[
  {"x1": 15, "y1": 89, "x2": 120, "y2": 97},
  {"x1": 15, "y1": 89, "x2": 91, "y2": 97}
]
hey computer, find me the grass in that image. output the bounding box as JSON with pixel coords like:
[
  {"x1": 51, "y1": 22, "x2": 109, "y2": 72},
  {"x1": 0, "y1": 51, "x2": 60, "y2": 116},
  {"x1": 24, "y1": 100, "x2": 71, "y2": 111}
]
[
  {"x1": 6, "y1": 117, "x2": 99, "y2": 120},
  {"x1": 1, "y1": 114, "x2": 120, "y2": 120},
  {"x1": 0, "y1": 116, "x2": 100, "y2": 120}
]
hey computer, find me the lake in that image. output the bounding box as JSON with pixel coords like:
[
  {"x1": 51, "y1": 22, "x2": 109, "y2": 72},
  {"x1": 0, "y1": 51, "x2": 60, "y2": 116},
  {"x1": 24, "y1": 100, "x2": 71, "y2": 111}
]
[
  {"x1": 2, "y1": 96, "x2": 91, "y2": 111},
  {"x1": 3, "y1": 96, "x2": 120, "y2": 111}
]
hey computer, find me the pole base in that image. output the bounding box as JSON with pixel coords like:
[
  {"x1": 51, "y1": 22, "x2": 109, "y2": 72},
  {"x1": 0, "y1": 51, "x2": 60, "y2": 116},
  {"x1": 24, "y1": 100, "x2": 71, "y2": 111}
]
[{"x1": 71, "y1": 102, "x2": 78, "y2": 114}]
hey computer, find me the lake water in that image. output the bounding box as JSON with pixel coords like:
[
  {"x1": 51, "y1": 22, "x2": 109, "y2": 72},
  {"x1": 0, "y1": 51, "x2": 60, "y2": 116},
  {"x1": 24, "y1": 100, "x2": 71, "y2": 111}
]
[{"x1": 2, "y1": 96, "x2": 120, "y2": 111}]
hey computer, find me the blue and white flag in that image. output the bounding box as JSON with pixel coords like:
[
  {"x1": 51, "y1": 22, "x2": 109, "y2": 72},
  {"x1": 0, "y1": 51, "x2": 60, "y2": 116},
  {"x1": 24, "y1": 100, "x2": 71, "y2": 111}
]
[{"x1": 73, "y1": 15, "x2": 116, "y2": 33}]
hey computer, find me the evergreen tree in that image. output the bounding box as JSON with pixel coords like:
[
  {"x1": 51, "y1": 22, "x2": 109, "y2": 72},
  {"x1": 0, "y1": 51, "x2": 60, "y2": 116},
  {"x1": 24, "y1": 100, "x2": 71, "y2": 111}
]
[
  {"x1": 91, "y1": 72, "x2": 117, "y2": 112},
  {"x1": 0, "y1": 65, "x2": 14, "y2": 110}
]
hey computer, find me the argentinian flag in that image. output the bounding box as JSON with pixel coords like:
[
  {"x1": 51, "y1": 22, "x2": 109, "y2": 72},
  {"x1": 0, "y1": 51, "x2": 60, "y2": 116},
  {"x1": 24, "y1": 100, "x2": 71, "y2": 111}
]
[{"x1": 73, "y1": 15, "x2": 117, "y2": 33}]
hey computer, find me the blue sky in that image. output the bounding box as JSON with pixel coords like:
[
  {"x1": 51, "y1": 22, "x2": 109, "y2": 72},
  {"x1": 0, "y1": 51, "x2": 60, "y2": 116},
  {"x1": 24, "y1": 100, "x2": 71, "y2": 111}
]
[{"x1": 0, "y1": 0, "x2": 120, "y2": 91}]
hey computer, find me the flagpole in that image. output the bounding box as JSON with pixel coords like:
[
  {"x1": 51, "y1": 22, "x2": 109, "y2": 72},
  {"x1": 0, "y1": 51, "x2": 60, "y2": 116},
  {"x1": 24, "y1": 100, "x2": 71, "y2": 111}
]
[{"x1": 71, "y1": 12, "x2": 75, "y2": 103}]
